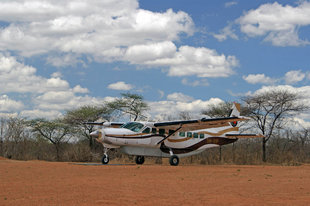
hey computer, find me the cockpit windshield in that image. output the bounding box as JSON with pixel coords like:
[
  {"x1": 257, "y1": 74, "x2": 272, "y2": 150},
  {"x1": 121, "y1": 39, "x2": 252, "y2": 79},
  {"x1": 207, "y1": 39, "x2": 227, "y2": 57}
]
[{"x1": 120, "y1": 122, "x2": 144, "y2": 132}]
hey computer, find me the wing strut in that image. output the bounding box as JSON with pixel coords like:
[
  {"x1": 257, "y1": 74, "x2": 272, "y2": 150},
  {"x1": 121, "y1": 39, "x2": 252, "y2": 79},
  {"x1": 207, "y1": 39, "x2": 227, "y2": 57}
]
[{"x1": 157, "y1": 125, "x2": 183, "y2": 145}]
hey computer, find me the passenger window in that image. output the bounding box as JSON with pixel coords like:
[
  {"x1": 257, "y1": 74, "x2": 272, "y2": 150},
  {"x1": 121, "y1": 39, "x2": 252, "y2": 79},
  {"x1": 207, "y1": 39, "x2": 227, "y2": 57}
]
[
  {"x1": 200, "y1": 133, "x2": 204, "y2": 139},
  {"x1": 159, "y1": 129, "x2": 165, "y2": 135},
  {"x1": 179, "y1": 132, "x2": 185, "y2": 137},
  {"x1": 169, "y1": 130, "x2": 175, "y2": 136},
  {"x1": 152, "y1": 128, "x2": 157, "y2": 134},
  {"x1": 142, "y1": 127, "x2": 150, "y2": 134},
  {"x1": 193, "y1": 133, "x2": 198, "y2": 138},
  {"x1": 187, "y1": 132, "x2": 192, "y2": 138}
]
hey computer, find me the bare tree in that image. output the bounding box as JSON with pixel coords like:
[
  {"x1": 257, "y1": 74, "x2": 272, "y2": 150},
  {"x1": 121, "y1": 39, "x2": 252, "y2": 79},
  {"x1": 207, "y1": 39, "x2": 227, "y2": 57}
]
[
  {"x1": 106, "y1": 92, "x2": 149, "y2": 121},
  {"x1": 63, "y1": 105, "x2": 111, "y2": 149},
  {"x1": 242, "y1": 89, "x2": 308, "y2": 162},
  {"x1": 29, "y1": 119, "x2": 74, "y2": 161},
  {"x1": 202, "y1": 102, "x2": 233, "y2": 118}
]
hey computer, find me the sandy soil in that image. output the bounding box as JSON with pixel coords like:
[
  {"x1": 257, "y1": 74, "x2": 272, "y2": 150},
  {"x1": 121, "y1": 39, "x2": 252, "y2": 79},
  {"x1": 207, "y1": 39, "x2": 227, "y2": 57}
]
[{"x1": 0, "y1": 158, "x2": 310, "y2": 206}]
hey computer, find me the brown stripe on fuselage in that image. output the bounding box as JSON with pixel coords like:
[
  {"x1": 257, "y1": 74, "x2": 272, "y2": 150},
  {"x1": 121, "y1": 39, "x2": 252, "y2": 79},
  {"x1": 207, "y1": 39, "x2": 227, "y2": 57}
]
[
  {"x1": 201, "y1": 127, "x2": 239, "y2": 136},
  {"x1": 160, "y1": 137, "x2": 238, "y2": 154}
]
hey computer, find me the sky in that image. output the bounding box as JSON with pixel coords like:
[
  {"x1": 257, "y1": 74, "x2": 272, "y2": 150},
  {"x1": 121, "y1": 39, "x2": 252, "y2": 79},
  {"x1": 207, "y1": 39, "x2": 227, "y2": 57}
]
[{"x1": 0, "y1": 0, "x2": 310, "y2": 125}]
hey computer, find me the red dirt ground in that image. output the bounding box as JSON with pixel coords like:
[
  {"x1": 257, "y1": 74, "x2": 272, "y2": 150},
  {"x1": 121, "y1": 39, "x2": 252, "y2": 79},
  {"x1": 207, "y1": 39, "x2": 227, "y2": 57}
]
[{"x1": 0, "y1": 158, "x2": 310, "y2": 206}]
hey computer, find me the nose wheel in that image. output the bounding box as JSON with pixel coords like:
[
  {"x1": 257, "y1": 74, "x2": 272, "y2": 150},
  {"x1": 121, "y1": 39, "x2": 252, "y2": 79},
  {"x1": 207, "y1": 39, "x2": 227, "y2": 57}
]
[
  {"x1": 101, "y1": 147, "x2": 110, "y2": 164},
  {"x1": 102, "y1": 154, "x2": 109, "y2": 164}
]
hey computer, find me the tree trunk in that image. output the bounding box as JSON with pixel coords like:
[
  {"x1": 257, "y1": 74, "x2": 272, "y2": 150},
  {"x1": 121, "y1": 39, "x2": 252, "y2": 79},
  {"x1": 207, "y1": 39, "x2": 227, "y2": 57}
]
[
  {"x1": 262, "y1": 137, "x2": 266, "y2": 162},
  {"x1": 55, "y1": 144, "x2": 60, "y2": 161}
]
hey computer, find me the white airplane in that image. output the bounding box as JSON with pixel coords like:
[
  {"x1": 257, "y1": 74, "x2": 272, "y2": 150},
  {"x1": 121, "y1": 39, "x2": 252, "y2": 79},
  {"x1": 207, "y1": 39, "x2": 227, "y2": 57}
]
[{"x1": 87, "y1": 103, "x2": 263, "y2": 166}]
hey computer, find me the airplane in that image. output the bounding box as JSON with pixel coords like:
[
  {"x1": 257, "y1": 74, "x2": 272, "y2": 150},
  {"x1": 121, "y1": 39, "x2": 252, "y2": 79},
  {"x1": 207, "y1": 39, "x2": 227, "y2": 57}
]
[{"x1": 86, "y1": 103, "x2": 263, "y2": 166}]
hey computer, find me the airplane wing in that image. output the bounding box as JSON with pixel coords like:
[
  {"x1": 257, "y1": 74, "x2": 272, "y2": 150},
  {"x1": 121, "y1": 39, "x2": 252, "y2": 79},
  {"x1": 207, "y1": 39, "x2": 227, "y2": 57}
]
[
  {"x1": 84, "y1": 122, "x2": 124, "y2": 128},
  {"x1": 153, "y1": 116, "x2": 249, "y2": 132}
]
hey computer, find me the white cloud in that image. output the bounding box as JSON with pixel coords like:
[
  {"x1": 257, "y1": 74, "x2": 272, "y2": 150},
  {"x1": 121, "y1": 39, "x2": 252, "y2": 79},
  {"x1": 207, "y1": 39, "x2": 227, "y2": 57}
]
[
  {"x1": 285, "y1": 70, "x2": 305, "y2": 85},
  {"x1": 181, "y1": 78, "x2": 209, "y2": 87},
  {"x1": 0, "y1": 53, "x2": 70, "y2": 93},
  {"x1": 143, "y1": 46, "x2": 238, "y2": 78},
  {"x1": 72, "y1": 85, "x2": 89, "y2": 94},
  {"x1": 237, "y1": 1, "x2": 310, "y2": 46},
  {"x1": 213, "y1": 24, "x2": 238, "y2": 42},
  {"x1": 148, "y1": 96, "x2": 224, "y2": 121},
  {"x1": 107, "y1": 81, "x2": 133, "y2": 91},
  {"x1": 167, "y1": 92, "x2": 194, "y2": 102},
  {"x1": 0, "y1": 0, "x2": 239, "y2": 79},
  {"x1": 225, "y1": 1, "x2": 238, "y2": 8},
  {"x1": 0, "y1": 95, "x2": 24, "y2": 112},
  {"x1": 0, "y1": 0, "x2": 193, "y2": 59},
  {"x1": 0, "y1": 53, "x2": 102, "y2": 119},
  {"x1": 243, "y1": 73, "x2": 276, "y2": 85}
]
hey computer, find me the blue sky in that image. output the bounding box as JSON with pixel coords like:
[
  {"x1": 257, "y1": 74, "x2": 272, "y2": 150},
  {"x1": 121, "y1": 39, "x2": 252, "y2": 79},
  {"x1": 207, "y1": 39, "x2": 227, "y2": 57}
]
[{"x1": 0, "y1": 0, "x2": 310, "y2": 125}]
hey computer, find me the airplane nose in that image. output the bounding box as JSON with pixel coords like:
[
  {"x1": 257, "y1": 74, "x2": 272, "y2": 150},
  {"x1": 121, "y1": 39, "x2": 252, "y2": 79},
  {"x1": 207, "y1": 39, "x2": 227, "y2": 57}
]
[{"x1": 90, "y1": 130, "x2": 101, "y2": 138}]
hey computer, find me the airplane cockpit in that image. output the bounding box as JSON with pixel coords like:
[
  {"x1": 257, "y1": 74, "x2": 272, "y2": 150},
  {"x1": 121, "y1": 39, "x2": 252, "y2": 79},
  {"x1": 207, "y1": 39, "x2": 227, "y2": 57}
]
[{"x1": 120, "y1": 122, "x2": 145, "y2": 132}]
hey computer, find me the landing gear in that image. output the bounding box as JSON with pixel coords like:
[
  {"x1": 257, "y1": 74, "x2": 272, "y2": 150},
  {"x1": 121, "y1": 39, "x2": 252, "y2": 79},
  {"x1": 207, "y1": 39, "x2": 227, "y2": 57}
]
[
  {"x1": 135, "y1": 156, "x2": 145, "y2": 165},
  {"x1": 102, "y1": 147, "x2": 109, "y2": 165},
  {"x1": 102, "y1": 154, "x2": 109, "y2": 164},
  {"x1": 169, "y1": 155, "x2": 179, "y2": 166}
]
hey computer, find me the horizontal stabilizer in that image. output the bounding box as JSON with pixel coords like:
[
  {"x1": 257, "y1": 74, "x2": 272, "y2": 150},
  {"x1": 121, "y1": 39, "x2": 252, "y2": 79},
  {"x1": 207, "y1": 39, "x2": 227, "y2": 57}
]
[{"x1": 225, "y1": 134, "x2": 264, "y2": 139}]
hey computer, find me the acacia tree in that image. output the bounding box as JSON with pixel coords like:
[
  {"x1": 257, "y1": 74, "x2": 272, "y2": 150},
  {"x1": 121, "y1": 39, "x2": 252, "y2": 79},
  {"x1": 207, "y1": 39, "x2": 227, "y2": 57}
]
[
  {"x1": 242, "y1": 89, "x2": 308, "y2": 162},
  {"x1": 29, "y1": 119, "x2": 74, "y2": 161},
  {"x1": 106, "y1": 92, "x2": 149, "y2": 121},
  {"x1": 202, "y1": 102, "x2": 234, "y2": 118},
  {"x1": 63, "y1": 105, "x2": 111, "y2": 149}
]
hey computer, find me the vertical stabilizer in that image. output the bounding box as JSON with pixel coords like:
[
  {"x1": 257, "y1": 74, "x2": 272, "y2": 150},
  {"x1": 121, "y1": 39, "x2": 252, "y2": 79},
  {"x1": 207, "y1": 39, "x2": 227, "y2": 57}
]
[{"x1": 230, "y1": 102, "x2": 241, "y2": 117}]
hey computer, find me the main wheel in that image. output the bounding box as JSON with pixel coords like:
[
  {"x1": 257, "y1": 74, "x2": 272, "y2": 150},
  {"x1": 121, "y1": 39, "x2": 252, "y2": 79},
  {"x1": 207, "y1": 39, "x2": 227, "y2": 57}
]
[
  {"x1": 169, "y1": 155, "x2": 179, "y2": 166},
  {"x1": 102, "y1": 154, "x2": 109, "y2": 164},
  {"x1": 135, "y1": 156, "x2": 145, "y2": 165}
]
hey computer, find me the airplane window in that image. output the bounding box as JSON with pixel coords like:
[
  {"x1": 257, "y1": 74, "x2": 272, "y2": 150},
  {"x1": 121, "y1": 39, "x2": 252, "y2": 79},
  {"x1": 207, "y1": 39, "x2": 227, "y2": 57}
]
[
  {"x1": 142, "y1": 127, "x2": 150, "y2": 134},
  {"x1": 179, "y1": 132, "x2": 185, "y2": 137},
  {"x1": 200, "y1": 134, "x2": 204, "y2": 139},
  {"x1": 151, "y1": 128, "x2": 157, "y2": 134},
  {"x1": 121, "y1": 122, "x2": 144, "y2": 132},
  {"x1": 159, "y1": 129, "x2": 165, "y2": 135},
  {"x1": 193, "y1": 133, "x2": 198, "y2": 138},
  {"x1": 187, "y1": 132, "x2": 192, "y2": 138},
  {"x1": 169, "y1": 130, "x2": 175, "y2": 136}
]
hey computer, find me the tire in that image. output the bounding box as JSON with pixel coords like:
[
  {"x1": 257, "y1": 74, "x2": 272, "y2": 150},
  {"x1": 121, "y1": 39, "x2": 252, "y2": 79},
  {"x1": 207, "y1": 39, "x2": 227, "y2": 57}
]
[
  {"x1": 135, "y1": 156, "x2": 145, "y2": 165},
  {"x1": 169, "y1": 155, "x2": 179, "y2": 166},
  {"x1": 102, "y1": 154, "x2": 109, "y2": 164}
]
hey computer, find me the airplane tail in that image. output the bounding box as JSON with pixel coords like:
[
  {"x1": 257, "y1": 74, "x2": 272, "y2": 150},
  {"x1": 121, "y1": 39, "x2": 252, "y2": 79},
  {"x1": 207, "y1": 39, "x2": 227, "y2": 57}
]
[{"x1": 229, "y1": 102, "x2": 241, "y2": 117}]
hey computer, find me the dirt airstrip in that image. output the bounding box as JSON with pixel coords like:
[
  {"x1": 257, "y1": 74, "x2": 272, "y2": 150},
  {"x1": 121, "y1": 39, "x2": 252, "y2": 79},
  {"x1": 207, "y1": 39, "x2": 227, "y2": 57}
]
[{"x1": 0, "y1": 158, "x2": 310, "y2": 206}]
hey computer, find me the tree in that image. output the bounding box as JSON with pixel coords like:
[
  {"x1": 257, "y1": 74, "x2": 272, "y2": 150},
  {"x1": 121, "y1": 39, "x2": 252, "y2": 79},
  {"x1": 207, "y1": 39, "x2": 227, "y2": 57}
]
[
  {"x1": 202, "y1": 102, "x2": 233, "y2": 118},
  {"x1": 242, "y1": 89, "x2": 308, "y2": 162},
  {"x1": 64, "y1": 105, "x2": 110, "y2": 149},
  {"x1": 29, "y1": 119, "x2": 74, "y2": 161},
  {"x1": 106, "y1": 92, "x2": 149, "y2": 121}
]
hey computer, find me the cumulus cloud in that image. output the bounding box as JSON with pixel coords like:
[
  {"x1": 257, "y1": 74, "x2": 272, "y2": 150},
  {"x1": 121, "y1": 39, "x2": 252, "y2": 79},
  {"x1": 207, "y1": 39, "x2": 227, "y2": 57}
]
[
  {"x1": 243, "y1": 73, "x2": 277, "y2": 85},
  {"x1": 213, "y1": 23, "x2": 238, "y2": 42},
  {"x1": 0, "y1": 0, "x2": 193, "y2": 58},
  {"x1": 147, "y1": 93, "x2": 224, "y2": 121},
  {"x1": 167, "y1": 92, "x2": 194, "y2": 102},
  {"x1": 285, "y1": 70, "x2": 306, "y2": 85},
  {"x1": 107, "y1": 81, "x2": 133, "y2": 91},
  {"x1": 237, "y1": 1, "x2": 310, "y2": 46},
  {"x1": 143, "y1": 46, "x2": 238, "y2": 78},
  {"x1": 0, "y1": 53, "x2": 101, "y2": 119},
  {"x1": 0, "y1": 95, "x2": 24, "y2": 112},
  {"x1": 0, "y1": 0, "x2": 239, "y2": 79}
]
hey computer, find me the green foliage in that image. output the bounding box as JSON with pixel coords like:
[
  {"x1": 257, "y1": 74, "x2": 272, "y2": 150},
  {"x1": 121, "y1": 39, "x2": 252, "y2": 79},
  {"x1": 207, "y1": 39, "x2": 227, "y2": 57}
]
[{"x1": 105, "y1": 92, "x2": 149, "y2": 121}]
